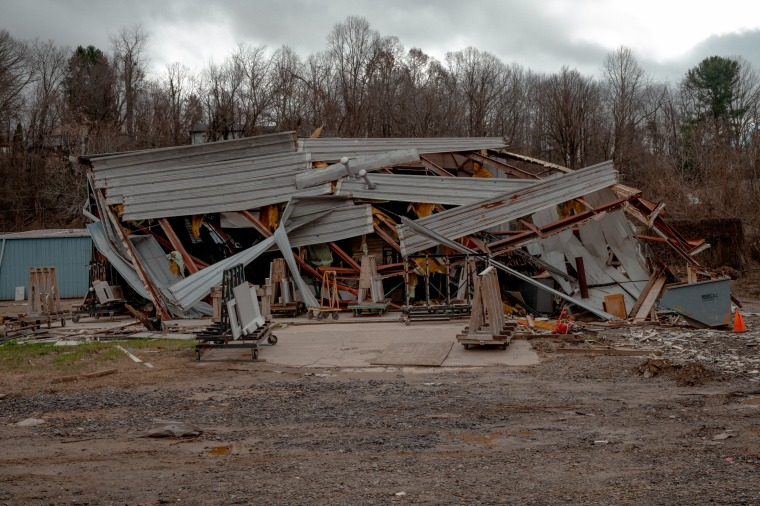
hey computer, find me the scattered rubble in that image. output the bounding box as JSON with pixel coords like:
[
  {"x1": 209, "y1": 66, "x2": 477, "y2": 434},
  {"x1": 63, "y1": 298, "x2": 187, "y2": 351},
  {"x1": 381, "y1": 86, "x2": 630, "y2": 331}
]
[{"x1": 143, "y1": 419, "x2": 202, "y2": 438}]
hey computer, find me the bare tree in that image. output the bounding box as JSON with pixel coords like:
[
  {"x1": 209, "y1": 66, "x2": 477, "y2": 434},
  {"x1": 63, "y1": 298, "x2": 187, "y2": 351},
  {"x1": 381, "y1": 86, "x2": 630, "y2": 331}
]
[
  {"x1": 164, "y1": 62, "x2": 192, "y2": 144},
  {"x1": 326, "y1": 16, "x2": 380, "y2": 135},
  {"x1": 200, "y1": 56, "x2": 244, "y2": 141},
  {"x1": 27, "y1": 39, "x2": 69, "y2": 147},
  {"x1": 111, "y1": 25, "x2": 149, "y2": 142},
  {"x1": 233, "y1": 43, "x2": 275, "y2": 135},
  {"x1": 270, "y1": 45, "x2": 303, "y2": 132},
  {"x1": 538, "y1": 67, "x2": 605, "y2": 169},
  {"x1": 446, "y1": 47, "x2": 508, "y2": 136},
  {"x1": 301, "y1": 50, "x2": 340, "y2": 135},
  {"x1": 0, "y1": 30, "x2": 30, "y2": 143},
  {"x1": 602, "y1": 46, "x2": 651, "y2": 171}
]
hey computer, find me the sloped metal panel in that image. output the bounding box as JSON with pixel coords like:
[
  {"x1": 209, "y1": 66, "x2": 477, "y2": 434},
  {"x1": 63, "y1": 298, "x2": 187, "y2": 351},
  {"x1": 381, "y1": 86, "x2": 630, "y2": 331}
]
[
  {"x1": 336, "y1": 174, "x2": 540, "y2": 205},
  {"x1": 88, "y1": 223, "x2": 211, "y2": 317},
  {"x1": 398, "y1": 161, "x2": 617, "y2": 256},
  {"x1": 86, "y1": 132, "x2": 297, "y2": 170},
  {"x1": 288, "y1": 205, "x2": 373, "y2": 247},
  {"x1": 121, "y1": 181, "x2": 330, "y2": 221},
  {"x1": 531, "y1": 208, "x2": 573, "y2": 294},
  {"x1": 100, "y1": 152, "x2": 311, "y2": 199},
  {"x1": 584, "y1": 189, "x2": 650, "y2": 291},
  {"x1": 300, "y1": 137, "x2": 507, "y2": 160},
  {"x1": 169, "y1": 236, "x2": 276, "y2": 310},
  {"x1": 86, "y1": 134, "x2": 306, "y2": 221},
  {"x1": 87, "y1": 222, "x2": 148, "y2": 300}
]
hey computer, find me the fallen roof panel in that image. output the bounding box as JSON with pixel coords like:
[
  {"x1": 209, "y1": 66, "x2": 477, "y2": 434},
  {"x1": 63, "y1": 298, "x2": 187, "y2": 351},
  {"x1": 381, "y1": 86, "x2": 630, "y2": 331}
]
[
  {"x1": 88, "y1": 222, "x2": 211, "y2": 317},
  {"x1": 288, "y1": 204, "x2": 374, "y2": 248},
  {"x1": 121, "y1": 184, "x2": 330, "y2": 221},
  {"x1": 397, "y1": 161, "x2": 617, "y2": 256},
  {"x1": 84, "y1": 132, "x2": 297, "y2": 169},
  {"x1": 300, "y1": 137, "x2": 507, "y2": 160},
  {"x1": 97, "y1": 152, "x2": 310, "y2": 193},
  {"x1": 335, "y1": 173, "x2": 540, "y2": 205}
]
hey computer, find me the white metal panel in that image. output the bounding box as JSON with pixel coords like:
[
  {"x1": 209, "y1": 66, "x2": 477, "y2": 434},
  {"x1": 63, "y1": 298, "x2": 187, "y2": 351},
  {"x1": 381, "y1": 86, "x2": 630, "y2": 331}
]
[{"x1": 398, "y1": 161, "x2": 617, "y2": 256}]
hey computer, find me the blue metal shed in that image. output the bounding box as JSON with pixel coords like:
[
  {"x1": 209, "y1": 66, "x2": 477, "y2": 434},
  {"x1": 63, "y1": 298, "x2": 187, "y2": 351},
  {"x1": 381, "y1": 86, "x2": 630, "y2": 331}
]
[{"x1": 0, "y1": 229, "x2": 92, "y2": 300}]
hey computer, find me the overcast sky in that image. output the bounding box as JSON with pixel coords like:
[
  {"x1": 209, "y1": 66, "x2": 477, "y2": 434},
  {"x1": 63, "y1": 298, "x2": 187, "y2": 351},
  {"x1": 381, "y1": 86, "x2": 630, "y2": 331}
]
[{"x1": 4, "y1": 0, "x2": 760, "y2": 83}]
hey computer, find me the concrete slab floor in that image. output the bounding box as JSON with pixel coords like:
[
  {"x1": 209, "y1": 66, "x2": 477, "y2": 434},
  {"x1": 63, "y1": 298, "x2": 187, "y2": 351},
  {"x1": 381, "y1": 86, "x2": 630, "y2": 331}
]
[{"x1": 198, "y1": 321, "x2": 539, "y2": 369}]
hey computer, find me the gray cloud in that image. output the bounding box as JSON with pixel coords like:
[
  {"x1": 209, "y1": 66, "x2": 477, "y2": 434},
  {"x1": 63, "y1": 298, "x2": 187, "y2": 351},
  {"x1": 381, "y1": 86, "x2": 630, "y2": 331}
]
[{"x1": 1, "y1": 0, "x2": 759, "y2": 83}]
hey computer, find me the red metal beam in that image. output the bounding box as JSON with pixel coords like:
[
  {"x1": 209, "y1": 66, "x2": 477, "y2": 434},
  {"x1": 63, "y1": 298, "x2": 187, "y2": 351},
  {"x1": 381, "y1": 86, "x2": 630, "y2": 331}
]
[
  {"x1": 328, "y1": 242, "x2": 361, "y2": 272},
  {"x1": 467, "y1": 152, "x2": 539, "y2": 180},
  {"x1": 419, "y1": 156, "x2": 455, "y2": 177},
  {"x1": 158, "y1": 218, "x2": 199, "y2": 274},
  {"x1": 374, "y1": 224, "x2": 401, "y2": 253}
]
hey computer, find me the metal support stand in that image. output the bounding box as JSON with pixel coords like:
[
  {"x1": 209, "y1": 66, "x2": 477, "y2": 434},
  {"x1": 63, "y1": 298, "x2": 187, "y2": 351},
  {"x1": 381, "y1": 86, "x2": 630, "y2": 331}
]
[
  {"x1": 196, "y1": 264, "x2": 277, "y2": 360},
  {"x1": 400, "y1": 253, "x2": 488, "y2": 325}
]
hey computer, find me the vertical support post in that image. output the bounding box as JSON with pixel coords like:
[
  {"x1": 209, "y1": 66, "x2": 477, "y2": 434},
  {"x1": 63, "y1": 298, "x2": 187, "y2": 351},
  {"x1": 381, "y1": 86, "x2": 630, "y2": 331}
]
[
  {"x1": 465, "y1": 255, "x2": 471, "y2": 305},
  {"x1": 575, "y1": 257, "x2": 589, "y2": 299},
  {"x1": 424, "y1": 255, "x2": 430, "y2": 306},
  {"x1": 686, "y1": 264, "x2": 698, "y2": 284},
  {"x1": 445, "y1": 258, "x2": 451, "y2": 305},
  {"x1": 404, "y1": 257, "x2": 410, "y2": 308}
]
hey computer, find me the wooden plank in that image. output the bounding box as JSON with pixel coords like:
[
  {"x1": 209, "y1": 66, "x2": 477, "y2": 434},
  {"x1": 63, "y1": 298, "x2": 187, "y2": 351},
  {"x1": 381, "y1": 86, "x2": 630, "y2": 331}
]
[
  {"x1": 628, "y1": 268, "x2": 663, "y2": 317},
  {"x1": 633, "y1": 274, "x2": 667, "y2": 322},
  {"x1": 603, "y1": 293, "x2": 627, "y2": 319}
]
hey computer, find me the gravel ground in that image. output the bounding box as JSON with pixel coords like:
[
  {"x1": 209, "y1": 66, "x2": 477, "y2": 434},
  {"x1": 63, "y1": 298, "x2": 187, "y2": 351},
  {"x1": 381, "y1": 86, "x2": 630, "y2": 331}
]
[{"x1": 1, "y1": 309, "x2": 760, "y2": 505}]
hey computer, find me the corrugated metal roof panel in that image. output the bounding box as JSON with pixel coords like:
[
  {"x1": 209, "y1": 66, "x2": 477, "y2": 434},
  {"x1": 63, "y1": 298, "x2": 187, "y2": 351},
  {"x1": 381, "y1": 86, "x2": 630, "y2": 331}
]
[
  {"x1": 288, "y1": 204, "x2": 373, "y2": 247},
  {"x1": 0, "y1": 229, "x2": 90, "y2": 240},
  {"x1": 169, "y1": 236, "x2": 276, "y2": 310},
  {"x1": 85, "y1": 132, "x2": 297, "y2": 169},
  {"x1": 300, "y1": 137, "x2": 507, "y2": 160},
  {"x1": 397, "y1": 161, "x2": 617, "y2": 256},
  {"x1": 97, "y1": 152, "x2": 310, "y2": 193},
  {"x1": 87, "y1": 222, "x2": 147, "y2": 299},
  {"x1": 121, "y1": 184, "x2": 329, "y2": 221},
  {"x1": 335, "y1": 174, "x2": 540, "y2": 205}
]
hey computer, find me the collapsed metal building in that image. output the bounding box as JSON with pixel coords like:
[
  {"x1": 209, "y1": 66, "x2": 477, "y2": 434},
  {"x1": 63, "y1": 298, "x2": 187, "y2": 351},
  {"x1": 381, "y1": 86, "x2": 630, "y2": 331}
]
[{"x1": 78, "y1": 131, "x2": 714, "y2": 324}]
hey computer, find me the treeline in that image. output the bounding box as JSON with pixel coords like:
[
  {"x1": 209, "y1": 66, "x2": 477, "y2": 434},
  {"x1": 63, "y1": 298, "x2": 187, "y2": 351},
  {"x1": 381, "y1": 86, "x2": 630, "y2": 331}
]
[{"x1": 1, "y1": 16, "x2": 760, "y2": 236}]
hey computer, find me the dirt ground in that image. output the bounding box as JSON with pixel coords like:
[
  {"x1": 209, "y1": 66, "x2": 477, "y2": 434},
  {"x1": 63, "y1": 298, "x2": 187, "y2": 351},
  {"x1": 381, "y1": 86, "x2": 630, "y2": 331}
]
[{"x1": 2, "y1": 304, "x2": 760, "y2": 505}]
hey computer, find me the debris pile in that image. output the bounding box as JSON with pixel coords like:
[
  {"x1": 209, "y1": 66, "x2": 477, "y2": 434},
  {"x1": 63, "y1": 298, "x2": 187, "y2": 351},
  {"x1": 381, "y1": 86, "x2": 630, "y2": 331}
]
[{"x1": 74, "y1": 132, "x2": 723, "y2": 325}]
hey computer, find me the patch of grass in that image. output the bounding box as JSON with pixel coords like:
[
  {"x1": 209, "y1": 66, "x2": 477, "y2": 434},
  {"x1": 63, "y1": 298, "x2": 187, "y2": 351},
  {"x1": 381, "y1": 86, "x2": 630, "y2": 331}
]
[
  {"x1": 0, "y1": 342, "x2": 57, "y2": 369},
  {"x1": 126, "y1": 338, "x2": 195, "y2": 351},
  {"x1": 0, "y1": 338, "x2": 195, "y2": 374},
  {"x1": 0, "y1": 341, "x2": 124, "y2": 372}
]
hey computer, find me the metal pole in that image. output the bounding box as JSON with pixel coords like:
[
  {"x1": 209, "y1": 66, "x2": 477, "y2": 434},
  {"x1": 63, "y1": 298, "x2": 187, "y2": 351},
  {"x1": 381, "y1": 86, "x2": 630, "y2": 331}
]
[
  {"x1": 575, "y1": 257, "x2": 589, "y2": 299},
  {"x1": 0, "y1": 239, "x2": 6, "y2": 274},
  {"x1": 404, "y1": 257, "x2": 410, "y2": 308},
  {"x1": 445, "y1": 257, "x2": 451, "y2": 305},
  {"x1": 425, "y1": 255, "x2": 430, "y2": 306}
]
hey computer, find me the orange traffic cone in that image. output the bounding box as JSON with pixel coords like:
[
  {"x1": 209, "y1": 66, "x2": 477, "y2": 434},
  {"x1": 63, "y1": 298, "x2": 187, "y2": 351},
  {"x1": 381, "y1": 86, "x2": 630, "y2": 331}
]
[{"x1": 733, "y1": 310, "x2": 747, "y2": 332}]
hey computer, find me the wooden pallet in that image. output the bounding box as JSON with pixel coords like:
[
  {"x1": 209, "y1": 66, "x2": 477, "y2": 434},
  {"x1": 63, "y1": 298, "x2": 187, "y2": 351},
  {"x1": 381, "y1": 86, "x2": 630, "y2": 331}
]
[{"x1": 457, "y1": 266, "x2": 515, "y2": 349}]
